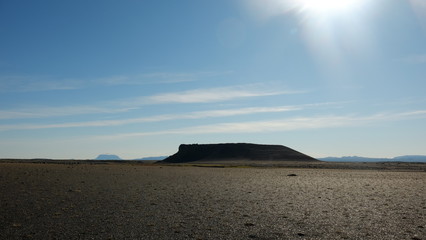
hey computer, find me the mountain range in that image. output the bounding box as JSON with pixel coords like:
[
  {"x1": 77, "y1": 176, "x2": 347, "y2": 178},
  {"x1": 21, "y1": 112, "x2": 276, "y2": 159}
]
[{"x1": 319, "y1": 155, "x2": 426, "y2": 162}]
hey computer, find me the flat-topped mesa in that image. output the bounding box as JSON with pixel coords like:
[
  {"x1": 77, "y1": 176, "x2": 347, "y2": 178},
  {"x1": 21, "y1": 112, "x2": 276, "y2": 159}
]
[{"x1": 162, "y1": 143, "x2": 318, "y2": 163}]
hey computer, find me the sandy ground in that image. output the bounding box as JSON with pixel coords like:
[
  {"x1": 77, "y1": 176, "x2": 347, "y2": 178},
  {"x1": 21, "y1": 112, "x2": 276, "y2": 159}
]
[{"x1": 0, "y1": 162, "x2": 425, "y2": 239}]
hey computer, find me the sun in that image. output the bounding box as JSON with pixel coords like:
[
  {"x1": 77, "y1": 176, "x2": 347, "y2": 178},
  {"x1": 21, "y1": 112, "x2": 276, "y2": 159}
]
[{"x1": 298, "y1": 0, "x2": 361, "y2": 15}]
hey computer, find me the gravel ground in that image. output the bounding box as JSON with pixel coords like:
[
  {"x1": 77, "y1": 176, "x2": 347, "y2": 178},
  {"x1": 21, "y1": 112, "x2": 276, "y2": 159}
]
[{"x1": 0, "y1": 163, "x2": 425, "y2": 239}]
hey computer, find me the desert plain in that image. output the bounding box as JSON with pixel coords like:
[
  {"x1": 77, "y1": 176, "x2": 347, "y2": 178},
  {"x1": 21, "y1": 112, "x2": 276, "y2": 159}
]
[{"x1": 0, "y1": 161, "x2": 425, "y2": 239}]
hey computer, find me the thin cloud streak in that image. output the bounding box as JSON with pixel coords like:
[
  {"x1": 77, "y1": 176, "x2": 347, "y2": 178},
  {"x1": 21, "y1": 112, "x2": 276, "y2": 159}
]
[
  {"x1": 143, "y1": 86, "x2": 297, "y2": 104},
  {"x1": 0, "y1": 76, "x2": 82, "y2": 92},
  {"x1": 95, "y1": 110, "x2": 426, "y2": 140},
  {"x1": 0, "y1": 71, "x2": 233, "y2": 92},
  {"x1": 0, "y1": 106, "x2": 136, "y2": 120},
  {"x1": 1, "y1": 84, "x2": 302, "y2": 119},
  {"x1": 95, "y1": 71, "x2": 234, "y2": 85},
  {"x1": 0, "y1": 106, "x2": 300, "y2": 131}
]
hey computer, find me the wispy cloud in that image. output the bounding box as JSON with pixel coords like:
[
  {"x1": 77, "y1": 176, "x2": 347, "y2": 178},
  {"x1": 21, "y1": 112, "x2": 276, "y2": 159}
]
[
  {"x1": 1, "y1": 84, "x2": 302, "y2": 120},
  {"x1": 94, "y1": 110, "x2": 426, "y2": 140},
  {"x1": 0, "y1": 76, "x2": 82, "y2": 92},
  {"x1": 0, "y1": 106, "x2": 300, "y2": 131},
  {"x1": 0, "y1": 106, "x2": 136, "y2": 120},
  {"x1": 143, "y1": 85, "x2": 298, "y2": 104},
  {"x1": 393, "y1": 110, "x2": 426, "y2": 118},
  {"x1": 96, "y1": 71, "x2": 234, "y2": 85},
  {"x1": 0, "y1": 71, "x2": 233, "y2": 92}
]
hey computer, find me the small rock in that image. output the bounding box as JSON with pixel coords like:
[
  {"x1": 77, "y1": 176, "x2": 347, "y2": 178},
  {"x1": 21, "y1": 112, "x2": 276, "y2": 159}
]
[
  {"x1": 68, "y1": 189, "x2": 81, "y2": 193},
  {"x1": 287, "y1": 174, "x2": 297, "y2": 176},
  {"x1": 12, "y1": 223, "x2": 22, "y2": 228}
]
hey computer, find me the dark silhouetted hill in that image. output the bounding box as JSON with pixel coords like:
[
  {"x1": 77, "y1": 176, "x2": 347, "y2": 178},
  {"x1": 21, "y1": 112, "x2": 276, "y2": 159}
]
[{"x1": 162, "y1": 143, "x2": 318, "y2": 163}]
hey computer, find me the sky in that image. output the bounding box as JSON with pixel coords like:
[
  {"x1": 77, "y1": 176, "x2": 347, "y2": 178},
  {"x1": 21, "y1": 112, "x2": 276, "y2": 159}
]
[{"x1": 1, "y1": 0, "x2": 426, "y2": 159}]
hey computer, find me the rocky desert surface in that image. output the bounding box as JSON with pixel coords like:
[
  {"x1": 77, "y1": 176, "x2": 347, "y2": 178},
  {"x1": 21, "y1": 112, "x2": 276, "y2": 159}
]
[{"x1": 1, "y1": 162, "x2": 425, "y2": 239}]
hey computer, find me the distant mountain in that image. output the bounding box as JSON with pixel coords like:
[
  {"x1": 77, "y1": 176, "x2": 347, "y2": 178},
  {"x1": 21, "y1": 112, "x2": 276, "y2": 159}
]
[
  {"x1": 320, "y1": 155, "x2": 426, "y2": 162},
  {"x1": 134, "y1": 156, "x2": 168, "y2": 161},
  {"x1": 162, "y1": 143, "x2": 318, "y2": 163},
  {"x1": 95, "y1": 154, "x2": 122, "y2": 160},
  {"x1": 320, "y1": 156, "x2": 389, "y2": 162},
  {"x1": 393, "y1": 155, "x2": 426, "y2": 162}
]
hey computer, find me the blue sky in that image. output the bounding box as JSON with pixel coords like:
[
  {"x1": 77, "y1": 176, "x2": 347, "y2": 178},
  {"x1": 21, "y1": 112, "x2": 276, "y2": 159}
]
[{"x1": 1, "y1": 0, "x2": 425, "y2": 159}]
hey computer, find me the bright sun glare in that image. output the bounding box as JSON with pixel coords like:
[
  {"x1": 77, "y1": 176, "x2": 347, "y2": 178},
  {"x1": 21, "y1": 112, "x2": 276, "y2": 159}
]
[
  {"x1": 298, "y1": 0, "x2": 361, "y2": 15},
  {"x1": 246, "y1": 0, "x2": 373, "y2": 75}
]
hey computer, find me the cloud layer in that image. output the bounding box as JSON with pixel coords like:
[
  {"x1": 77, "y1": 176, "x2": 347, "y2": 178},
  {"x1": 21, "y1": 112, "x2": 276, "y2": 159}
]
[
  {"x1": 94, "y1": 110, "x2": 426, "y2": 140},
  {"x1": 0, "y1": 106, "x2": 299, "y2": 131},
  {"x1": 0, "y1": 84, "x2": 300, "y2": 120}
]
